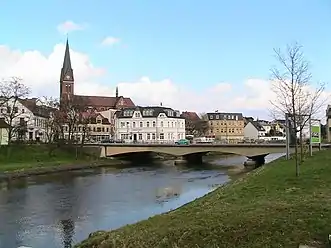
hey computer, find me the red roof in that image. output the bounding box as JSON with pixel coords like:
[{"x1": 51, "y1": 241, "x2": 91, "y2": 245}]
[
  {"x1": 74, "y1": 95, "x2": 135, "y2": 109},
  {"x1": 181, "y1": 111, "x2": 201, "y2": 121}
]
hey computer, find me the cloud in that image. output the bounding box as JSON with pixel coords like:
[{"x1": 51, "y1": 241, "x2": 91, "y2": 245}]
[
  {"x1": 0, "y1": 43, "x2": 329, "y2": 121},
  {"x1": 101, "y1": 37, "x2": 121, "y2": 46},
  {"x1": 57, "y1": 21, "x2": 86, "y2": 34}
]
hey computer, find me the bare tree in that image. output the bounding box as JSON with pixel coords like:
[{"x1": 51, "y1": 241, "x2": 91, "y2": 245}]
[
  {"x1": 270, "y1": 42, "x2": 326, "y2": 176},
  {"x1": 0, "y1": 77, "x2": 31, "y2": 143}
]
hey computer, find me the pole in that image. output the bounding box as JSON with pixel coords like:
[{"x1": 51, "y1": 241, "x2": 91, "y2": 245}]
[
  {"x1": 309, "y1": 117, "x2": 313, "y2": 156},
  {"x1": 285, "y1": 113, "x2": 290, "y2": 160}
]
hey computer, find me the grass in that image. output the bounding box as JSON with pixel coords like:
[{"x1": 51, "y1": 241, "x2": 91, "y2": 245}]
[
  {"x1": 0, "y1": 144, "x2": 99, "y2": 172},
  {"x1": 75, "y1": 150, "x2": 331, "y2": 248}
]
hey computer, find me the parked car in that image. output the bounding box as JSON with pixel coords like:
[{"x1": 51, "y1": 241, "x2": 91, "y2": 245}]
[{"x1": 175, "y1": 139, "x2": 190, "y2": 145}]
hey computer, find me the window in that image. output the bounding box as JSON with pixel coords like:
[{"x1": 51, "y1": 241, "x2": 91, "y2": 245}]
[
  {"x1": 102, "y1": 127, "x2": 105, "y2": 132},
  {"x1": 97, "y1": 119, "x2": 101, "y2": 124},
  {"x1": 147, "y1": 121, "x2": 150, "y2": 127},
  {"x1": 126, "y1": 122, "x2": 129, "y2": 127},
  {"x1": 216, "y1": 115, "x2": 219, "y2": 119},
  {"x1": 161, "y1": 121, "x2": 163, "y2": 127},
  {"x1": 152, "y1": 121, "x2": 156, "y2": 127},
  {"x1": 106, "y1": 128, "x2": 109, "y2": 132},
  {"x1": 210, "y1": 115, "x2": 213, "y2": 119},
  {"x1": 135, "y1": 112, "x2": 140, "y2": 118},
  {"x1": 139, "y1": 134, "x2": 142, "y2": 140},
  {"x1": 121, "y1": 122, "x2": 125, "y2": 128},
  {"x1": 7, "y1": 107, "x2": 11, "y2": 113},
  {"x1": 160, "y1": 133, "x2": 164, "y2": 139},
  {"x1": 147, "y1": 133, "x2": 150, "y2": 139},
  {"x1": 97, "y1": 127, "x2": 101, "y2": 132},
  {"x1": 22, "y1": 109, "x2": 25, "y2": 113},
  {"x1": 133, "y1": 122, "x2": 136, "y2": 128},
  {"x1": 140, "y1": 121, "x2": 143, "y2": 127},
  {"x1": 13, "y1": 107, "x2": 18, "y2": 113},
  {"x1": 152, "y1": 133, "x2": 156, "y2": 140},
  {"x1": 93, "y1": 127, "x2": 96, "y2": 132}
]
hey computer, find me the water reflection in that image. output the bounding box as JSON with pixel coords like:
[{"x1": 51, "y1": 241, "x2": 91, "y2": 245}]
[{"x1": 0, "y1": 153, "x2": 283, "y2": 248}]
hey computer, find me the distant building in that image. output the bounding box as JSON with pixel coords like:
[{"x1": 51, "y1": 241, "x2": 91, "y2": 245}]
[
  {"x1": 181, "y1": 111, "x2": 201, "y2": 121},
  {"x1": 59, "y1": 39, "x2": 135, "y2": 111},
  {"x1": 326, "y1": 105, "x2": 331, "y2": 142},
  {"x1": 0, "y1": 119, "x2": 10, "y2": 145},
  {"x1": 62, "y1": 112, "x2": 111, "y2": 142},
  {"x1": 115, "y1": 106, "x2": 185, "y2": 143},
  {"x1": 244, "y1": 121, "x2": 266, "y2": 140},
  {"x1": 206, "y1": 112, "x2": 244, "y2": 142},
  {"x1": 0, "y1": 98, "x2": 54, "y2": 142}
]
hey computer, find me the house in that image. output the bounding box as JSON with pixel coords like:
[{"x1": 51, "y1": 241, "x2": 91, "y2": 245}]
[
  {"x1": 206, "y1": 112, "x2": 245, "y2": 142},
  {"x1": 59, "y1": 39, "x2": 135, "y2": 111},
  {"x1": 326, "y1": 105, "x2": 331, "y2": 142},
  {"x1": 244, "y1": 121, "x2": 266, "y2": 140},
  {"x1": 115, "y1": 106, "x2": 185, "y2": 143},
  {"x1": 181, "y1": 111, "x2": 201, "y2": 121},
  {"x1": 62, "y1": 112, "x2": 111, "y2": 142},
  {"x1": 98, "y1": 109, "x2": 117, "y2": 137},
  {"x1": 0, "y1": 98, "x2": 54, "y2": 142},
  {"x1": 0, "y1": 119, "x2": 10, "y2": 145}
]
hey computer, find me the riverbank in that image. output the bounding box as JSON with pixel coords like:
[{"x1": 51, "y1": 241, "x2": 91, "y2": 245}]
[
  {"x1": 76, "y1": 150, "x2": 331, "y2": 248},
  {"x1": 0, "y1": 145, "x2": 126, "y2": 180}
]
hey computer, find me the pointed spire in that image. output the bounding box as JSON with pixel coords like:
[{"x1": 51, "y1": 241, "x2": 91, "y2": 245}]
[
  {"x1": 60, "y1": 38, "x2": 74, "y2": 82},
  {"x1": 115, "y1": 86, "x2": 119, "y2": 98}
]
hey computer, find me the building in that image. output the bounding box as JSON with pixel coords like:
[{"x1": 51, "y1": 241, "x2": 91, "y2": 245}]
[
  {"x1": 0, "y1": 98, "x2": 54, "y2": 142},
  {"x1": 59, "y1": 39, "x2": 135, "y2": 111},
  {"x1": 244, "y1": 121, "x2": 266, "y2": 140},
  {"x1": 181, "y1": 111, "x2": 201, "y2": 121},
  {"x1": 115, "y1": 106, "x2": 185, "y2": 143},
  {"x1": 207, "y1": 112, "x2": 244, "y2": 142},
  {"x1": 326, "y1": 105, "x2": 331, "y2": 142},
  {"x1": 0, "y1": 119, "x2": 10, "y2": 145}
]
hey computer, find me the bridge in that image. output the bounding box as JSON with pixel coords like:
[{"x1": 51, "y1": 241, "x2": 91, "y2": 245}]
[{"x1": 84, "y1": 143, "x2": 330, "y2": 165}]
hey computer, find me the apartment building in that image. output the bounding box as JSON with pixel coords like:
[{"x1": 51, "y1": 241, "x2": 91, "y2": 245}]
[
  {"x1": 207, "y1": 112, "x2": 244, "y2": 142},
  {"x1": 115, "y1": 106, "x2": 185, "y2": 143}
]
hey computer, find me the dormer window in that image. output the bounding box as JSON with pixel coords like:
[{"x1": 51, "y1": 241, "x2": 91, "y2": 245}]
[
  {"x1": 210, "y1": 115, "x2": 213, "y2": 119},
  {"x1": 216, "y1": 115, "x2": 219, "y2": 119}
]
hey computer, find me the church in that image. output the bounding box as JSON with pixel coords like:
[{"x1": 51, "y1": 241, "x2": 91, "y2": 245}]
[{"x1": 59, "y1": 39, "x2": 135, "y2": 111}]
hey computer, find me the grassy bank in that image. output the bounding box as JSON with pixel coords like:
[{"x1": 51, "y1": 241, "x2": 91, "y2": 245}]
[
  {"x1": 0, "y1": 145, "x2": 101, "y2": 173},
  {"x1": 76, "y1": 150, "x2": 331, "y2": 248}
]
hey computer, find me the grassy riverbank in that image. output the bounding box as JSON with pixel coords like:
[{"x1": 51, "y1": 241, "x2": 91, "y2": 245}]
[
  {"x1": 0, "y1": 145, "x2": 102, "y2": 173},
  {"x1": 76, "y1": 150, "x2": 331, "y2": 248}
]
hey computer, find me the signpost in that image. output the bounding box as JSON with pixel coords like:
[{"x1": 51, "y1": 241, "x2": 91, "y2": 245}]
[
  {"x1": 285, "y1": 113, "x2": 321, "y2": 159},
  {"x1": 309, "y1": 118, "x2": 321, "y2": 156}
]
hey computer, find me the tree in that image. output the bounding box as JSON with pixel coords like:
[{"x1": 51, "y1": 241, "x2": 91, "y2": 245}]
[
  {"x1": 0, "y1": 77, "x2": 31, "y2": 143},
  {"x1": 270, "y1": 42, "x2": 325, "y2": 176},
  {"x1": 185, "y1": 119, "x2": 209, "y2": 137}
]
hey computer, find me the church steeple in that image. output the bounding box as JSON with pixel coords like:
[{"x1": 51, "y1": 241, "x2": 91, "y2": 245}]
[{"x1": 60, "y1": 39, "x2": 74, "y2": 82}]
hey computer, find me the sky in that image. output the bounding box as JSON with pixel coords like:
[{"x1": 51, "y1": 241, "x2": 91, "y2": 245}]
[{"x1": 0, "y1": 0, "x2": 331, "y2": 120}]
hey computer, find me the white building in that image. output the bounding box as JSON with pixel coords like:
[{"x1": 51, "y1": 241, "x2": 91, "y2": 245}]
[
  {"x1": 0, "y1": 98, "x2": 53, "y2": 142},
  {"x1": 244, "y1": 121, "x2": 266, "y2": 140},
  {"x1": 115, "y1": 106, "x2": 186, "y2": 143}
]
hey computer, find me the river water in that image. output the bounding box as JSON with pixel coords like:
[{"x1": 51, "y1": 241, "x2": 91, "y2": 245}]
[{"x1": 0, "y1": 153, "x2": 284, "y2": 248}]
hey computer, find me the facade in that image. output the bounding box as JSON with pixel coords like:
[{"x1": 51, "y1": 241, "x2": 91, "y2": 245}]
[
  {"x1": 207, "y1": 112, "x2": 245, "y2": 142},
  {"x1": 63, "y1": 112, "x2": 111, "y2": 142},
  {"x1": 327, "y1": 105, "x2": 331, "y2": 142},
  {"x1": 244, "y1": 121, "x2": 266, "y2": 140},
  {"x1": 0, "y1": 98, "x2": 53, "y2": 142},
  {"x1": 0, "y1": 119, "x2": 10, "y2": 145},
  {"x1": 115, "y1": 106, "x2": 185, "y2": 143},
  {"x1": 59, "y1": 39, "x2": 135, "y2": 111}
]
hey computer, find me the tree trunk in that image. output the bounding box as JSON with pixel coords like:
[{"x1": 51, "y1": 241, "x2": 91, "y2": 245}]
[{"x1": 299, "y1": 130, "x2": 304, "y2": 164}]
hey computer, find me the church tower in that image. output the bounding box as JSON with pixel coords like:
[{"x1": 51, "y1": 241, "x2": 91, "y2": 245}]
[{"x1": 60, "y1": 39, "x2": 74, "y2": 106}]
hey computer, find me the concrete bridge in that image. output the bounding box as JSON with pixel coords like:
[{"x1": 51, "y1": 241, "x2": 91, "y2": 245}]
[{"x1": 84, "y1": 143, "x2": 330, "y2": 165}]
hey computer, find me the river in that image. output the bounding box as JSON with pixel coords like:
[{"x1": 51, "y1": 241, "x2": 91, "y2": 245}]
[{"x1": 0, "y1": 153, "x2": 284, "y2": 248}]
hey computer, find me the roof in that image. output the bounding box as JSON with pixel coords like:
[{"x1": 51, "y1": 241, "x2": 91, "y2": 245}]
[
  {"x1": 0, "y1": 119, "x2": 10, "y2": 128},
  {"x1": 207, "y1": 112, "x2": 244, "y2": 121},
  {"x1": 116, "y1": 106, "x2": 183, "y2": 119},
  {"x1": 181, "y1": 111, "x2": 201, "y2": 121},
  {"x1": 249, "y1": 121, "x2": 265, "y2": 131},
  {"x1": 60, "y1": 39, "x2": 74, "y2": 82},
  {"x1": 74, "y1": 95, "x2": 135, "y2": 109},
  {"x1": 19, "y1": 98, "x2": 55, "y2": 118}
]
